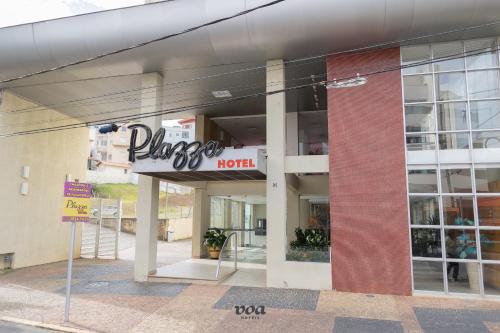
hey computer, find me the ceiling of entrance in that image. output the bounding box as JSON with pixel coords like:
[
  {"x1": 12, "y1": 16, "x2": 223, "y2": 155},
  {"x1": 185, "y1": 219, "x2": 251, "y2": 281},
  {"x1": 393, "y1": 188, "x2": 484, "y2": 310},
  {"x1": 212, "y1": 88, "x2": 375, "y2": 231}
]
[{"x1": 2, "y1": 0, "x2": 500, "y2": 135}]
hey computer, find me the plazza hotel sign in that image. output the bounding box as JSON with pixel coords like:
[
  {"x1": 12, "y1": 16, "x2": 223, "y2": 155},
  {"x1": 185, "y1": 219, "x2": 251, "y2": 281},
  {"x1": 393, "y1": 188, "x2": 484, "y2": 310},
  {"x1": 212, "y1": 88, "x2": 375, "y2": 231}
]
[{"x1": 128, "y1": 124, "x2": 267, "y2": 181}]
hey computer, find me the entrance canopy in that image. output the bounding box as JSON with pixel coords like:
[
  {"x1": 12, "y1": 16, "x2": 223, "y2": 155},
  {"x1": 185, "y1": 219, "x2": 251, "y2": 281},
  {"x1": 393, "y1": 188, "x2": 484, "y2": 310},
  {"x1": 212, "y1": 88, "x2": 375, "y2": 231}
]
[{"x1": 133, "y1": 147, "x2": 266, "y2": 182}]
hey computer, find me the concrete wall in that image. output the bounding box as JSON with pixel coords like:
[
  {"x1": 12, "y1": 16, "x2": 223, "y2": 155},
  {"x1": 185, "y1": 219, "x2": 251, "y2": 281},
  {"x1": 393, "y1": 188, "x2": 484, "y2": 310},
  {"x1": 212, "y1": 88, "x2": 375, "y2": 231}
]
[
  {"x1": 0, "y1": 91, "x2": 88, "y2": 269},
  {"x1": 327, "y1": 48, "x2": 411, "y2": 295}
]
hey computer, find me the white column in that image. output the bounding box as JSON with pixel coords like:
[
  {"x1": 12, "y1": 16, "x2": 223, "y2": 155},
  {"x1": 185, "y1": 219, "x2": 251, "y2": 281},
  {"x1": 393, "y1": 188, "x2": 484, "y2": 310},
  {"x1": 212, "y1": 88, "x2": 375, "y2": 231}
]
[
  {"x1": 191, "y1": 186, "x2": 208, "y2": 258},
  {"x1": 134, "y1": 73, "x2": 163, "y2": 281},
  {"x1": 266, "y1": 59, "x2": 287, "y2": 287}
]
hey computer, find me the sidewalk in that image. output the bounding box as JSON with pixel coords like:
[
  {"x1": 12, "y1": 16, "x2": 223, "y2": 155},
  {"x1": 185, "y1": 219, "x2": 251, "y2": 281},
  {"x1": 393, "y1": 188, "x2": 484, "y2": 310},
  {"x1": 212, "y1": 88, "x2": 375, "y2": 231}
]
[{"x1": 0, "y1": 259, "x2": 499, "y2": 333}]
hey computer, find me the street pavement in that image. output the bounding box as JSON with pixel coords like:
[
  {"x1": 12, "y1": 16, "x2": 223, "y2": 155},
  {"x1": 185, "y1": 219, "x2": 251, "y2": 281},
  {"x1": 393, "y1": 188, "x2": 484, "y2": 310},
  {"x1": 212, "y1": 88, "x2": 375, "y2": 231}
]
[
  {"x1": 0, "y1": 245, "x2": 499, "y2": 332},
  {"x1": 0, "y1": 321, "x2": 55, "y2": 333}
]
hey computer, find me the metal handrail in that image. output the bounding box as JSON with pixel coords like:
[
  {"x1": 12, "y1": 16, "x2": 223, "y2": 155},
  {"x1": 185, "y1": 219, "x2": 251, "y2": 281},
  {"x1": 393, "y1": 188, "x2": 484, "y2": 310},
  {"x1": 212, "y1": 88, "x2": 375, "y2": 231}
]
[{"x1": 215, "y1": 231, "x2": 237, "y2": 279}]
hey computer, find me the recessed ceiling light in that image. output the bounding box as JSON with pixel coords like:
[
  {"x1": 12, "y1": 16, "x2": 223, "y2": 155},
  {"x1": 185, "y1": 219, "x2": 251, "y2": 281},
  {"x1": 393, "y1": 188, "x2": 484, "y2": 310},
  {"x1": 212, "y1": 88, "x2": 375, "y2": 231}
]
[{"x1": 212, "y1": 90, "x2": 232, "y2": 98}]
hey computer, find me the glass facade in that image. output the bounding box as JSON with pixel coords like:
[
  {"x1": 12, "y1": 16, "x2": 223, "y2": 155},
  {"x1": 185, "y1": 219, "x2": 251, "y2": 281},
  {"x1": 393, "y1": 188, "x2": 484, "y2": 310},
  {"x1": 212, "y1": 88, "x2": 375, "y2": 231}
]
[{"x1": 402, "y1": 38, "x2": 500, "y2": 297}]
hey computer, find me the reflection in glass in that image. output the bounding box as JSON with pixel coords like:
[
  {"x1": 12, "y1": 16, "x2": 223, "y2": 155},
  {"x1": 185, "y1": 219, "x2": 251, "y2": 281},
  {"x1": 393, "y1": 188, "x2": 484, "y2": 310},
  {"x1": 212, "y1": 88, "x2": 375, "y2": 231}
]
[
  {"x1": 435, "y1": 72, "x2": 467, "y2": 101},
  {"x1": 402, "y1": 45, "x2": 432, "y2": 74},
  {"x1": 408, "y1": 170, "x2": 438, "y2": 193},
  {"x1": 445, "y1": 229, "x2": 477, "y2": 259},
  {"x1": 438, "y1": 133, "x2": 469, "y2": 150},
  {"x1": 475, "y1": 168, "x2": 500, "y2": 193},
  {"x1": 447, "y1": 262, "x2": 480, "y2": 294},
  {"x1": 405, "y1": 105, "x2": 435, "y2": 132},
  {"x1": 413, "y1": 260, "x2": 444, "y2": 292},
  {"x1": 404, "y1": 75, "x2": 434, "y2": 103},
  {"x1": 406, "y1": 134, "x2": 436, "y2": 151},
  {"x1": 483, "y1": 264, "x2": 500, "y2": 296},
  {"x1": 410, "y1": 196, "x2": 440, "y2": 225},
  {"x1": 477, "y1": 197, "x2": 500, "y2": 227},
  {"x1": 472, "y1": 131, "x2": 500, "y2": 149},
  {"x1": 465, "y1": 39, "x2": 499, "y2": 69},
  {"x1": 411, "y1": 229, "x2": 442, "y2": 258},
  {"x1": 480, "y1": 230, "x2": 500, "y2": 261},
  {"x1": 298, "y1": 111, "x2": 328, "y2": 155},
  {"x1": 440, "y1": 169, "x2": 472, "y2": 193},
  {"x1": 470, "y1": 100, "x2": 500, "y2": 130},
  {"x1": 442, "y1": 196, "x2": 474, "y2": 226},
  {"x1": 433, "y1": 42, "x2": 465, "y2": 72},
  {"x1": 468, "y1": 70, "x2": 500, "y2": 99},
  {"x1": 437, "y1": 102, "x2": 468, "y2": 131}
]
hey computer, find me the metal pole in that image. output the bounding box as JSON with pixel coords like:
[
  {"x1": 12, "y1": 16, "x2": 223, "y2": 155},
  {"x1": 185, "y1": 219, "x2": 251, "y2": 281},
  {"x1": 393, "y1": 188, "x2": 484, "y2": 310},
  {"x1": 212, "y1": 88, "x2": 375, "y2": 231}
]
[
  {"x1": 94, "y1": 199, "x2": 103, "y2": 258},
  {"x1": 64, "y1": 220, "x2": 76, "y2": 322},
  {"x1": 115, "y1": 199, "x2": 122, "y2": 259}
]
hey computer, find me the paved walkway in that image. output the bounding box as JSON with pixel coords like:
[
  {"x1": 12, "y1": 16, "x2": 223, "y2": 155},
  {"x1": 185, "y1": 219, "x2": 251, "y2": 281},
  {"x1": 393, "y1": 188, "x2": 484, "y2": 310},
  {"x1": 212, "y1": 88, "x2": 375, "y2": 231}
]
[{"x1": 1, "y1": 259, "x2": 500, "y2": 333}]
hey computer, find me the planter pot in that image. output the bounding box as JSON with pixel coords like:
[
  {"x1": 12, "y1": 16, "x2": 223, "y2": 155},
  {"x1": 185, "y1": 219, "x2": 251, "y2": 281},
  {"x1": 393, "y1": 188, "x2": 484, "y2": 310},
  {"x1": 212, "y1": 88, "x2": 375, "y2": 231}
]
[
  {"x1": 465, "y1": 262, "x2": 480, "y2": 292},
  {"x1": 207, "y1": 247, "x2": 221, "y2": 259}
]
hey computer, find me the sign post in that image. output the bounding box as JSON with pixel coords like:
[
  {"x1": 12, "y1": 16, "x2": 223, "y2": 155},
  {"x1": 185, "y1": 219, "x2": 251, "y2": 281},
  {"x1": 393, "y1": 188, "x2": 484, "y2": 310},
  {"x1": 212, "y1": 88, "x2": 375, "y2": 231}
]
[{"x1": 62, "y1": 180, "x2": 92, "y2": 322}]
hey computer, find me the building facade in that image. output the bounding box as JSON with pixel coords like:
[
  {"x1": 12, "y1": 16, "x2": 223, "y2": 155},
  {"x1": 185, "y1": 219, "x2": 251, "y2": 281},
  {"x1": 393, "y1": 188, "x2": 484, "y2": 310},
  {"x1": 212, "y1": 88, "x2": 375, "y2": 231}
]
[{"x1": 0, "y1": 0, "x2": 499, "y2": 298}]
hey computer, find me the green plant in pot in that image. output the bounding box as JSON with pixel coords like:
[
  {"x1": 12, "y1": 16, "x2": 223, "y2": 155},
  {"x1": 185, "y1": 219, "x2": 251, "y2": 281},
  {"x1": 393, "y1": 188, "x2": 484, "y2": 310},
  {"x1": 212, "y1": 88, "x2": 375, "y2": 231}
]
[{"x1": 203, "y1": 228, "x2": 227, "y2": 259}]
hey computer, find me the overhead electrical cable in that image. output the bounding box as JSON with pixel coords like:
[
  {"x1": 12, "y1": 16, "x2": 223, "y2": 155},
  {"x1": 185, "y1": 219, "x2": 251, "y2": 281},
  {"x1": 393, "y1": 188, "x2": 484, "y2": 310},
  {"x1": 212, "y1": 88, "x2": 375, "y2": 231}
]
[
  {"x1": 2, "y1": 13, "x2": 500, "y2": 114},
  {"x1": 2, "y1": 45, "x2": 498, "y2": 138},
  {"x1": 0, "y1": 0, "x2": 288, "y2": 84}
]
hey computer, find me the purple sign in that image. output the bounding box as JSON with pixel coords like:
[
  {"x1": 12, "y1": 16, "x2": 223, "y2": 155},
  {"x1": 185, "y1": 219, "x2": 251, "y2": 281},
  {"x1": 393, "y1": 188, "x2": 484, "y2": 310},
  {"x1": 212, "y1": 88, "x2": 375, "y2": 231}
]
[
  {"x1": 62, "y1": 182, "x2": 92, "y2": 223},
  {"x1": 64, "y1": 182, "x2": 92, "y2": 198}
]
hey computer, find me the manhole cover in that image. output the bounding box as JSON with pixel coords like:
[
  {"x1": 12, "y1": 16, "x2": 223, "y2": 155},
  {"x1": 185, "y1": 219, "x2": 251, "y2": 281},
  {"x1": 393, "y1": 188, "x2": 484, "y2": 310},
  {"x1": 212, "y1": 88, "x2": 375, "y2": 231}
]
[{"x1": 85, "y1": 281, "x2": 109, "y2": 289}]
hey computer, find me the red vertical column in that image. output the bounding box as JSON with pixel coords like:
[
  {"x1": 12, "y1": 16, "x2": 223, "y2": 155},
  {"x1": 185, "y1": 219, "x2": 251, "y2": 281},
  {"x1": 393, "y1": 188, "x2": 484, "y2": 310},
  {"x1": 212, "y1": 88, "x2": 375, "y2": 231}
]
[{"x1": 327, "y1": 47, "x2": 411, "y2": 295}]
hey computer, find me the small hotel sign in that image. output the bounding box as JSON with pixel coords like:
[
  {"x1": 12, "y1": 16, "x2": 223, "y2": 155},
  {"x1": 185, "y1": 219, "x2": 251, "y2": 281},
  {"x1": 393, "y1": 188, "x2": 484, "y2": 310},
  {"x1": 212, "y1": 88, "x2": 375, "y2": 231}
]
[{"x1": 62, "y1": 182, "x2": 92, "y2": 223}]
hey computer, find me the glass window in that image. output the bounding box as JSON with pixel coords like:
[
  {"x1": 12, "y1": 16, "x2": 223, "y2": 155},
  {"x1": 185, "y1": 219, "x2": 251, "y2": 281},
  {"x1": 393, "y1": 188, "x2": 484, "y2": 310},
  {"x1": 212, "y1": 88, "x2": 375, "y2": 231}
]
[
  {"x1": 413, "y1": 260, "x2": 444, "y2": 292},
  {"x1": 475, "y1": 168, "x2": 500, "y2": 193},
  {"x1": 433, "y1": 42, "x2": 465, "y2": 72},
  {"x1": 402, "y1": 45, "x2": 432, "y2": 74},
  {"x1": 465, "y1": 39, "x2": 499, "y2": 69},
  {"x1": 405, "y1": 104, "x2": 435, "y2": 132},
  {"x1": 445, "y1": 229, "x2": 477, "y2": 259},
  {"x1": 470, "y1": 100, "x2": 500, "y2": 130},
  {"x1": 287, "y1": 192, "x2": 330, "y2": 263},
  {"x1": 472, "y1": 131, "x2": 500, "y2": 149},
  {"x1": 483, "y1": 264, "x2": 500, "y2": 296},
  {"x1": 403, "y1": 75, "x2": 434, "y2": 103},
  {"x1": 447, "y1": 262, "x2": 480, "y2": 294},
  {"x1": 435, "y1": 72, "x2": 467, "y2": 101},
  {"x1": 408, "y1": 170, "x2": 438, "y2": 193},
  {"x1": 468, "y1": 70, "x2": 500, "y2": 99},
  {"x1": 298, "y1": 111, "x2": 328, "y2": 155},
  {"x1": 442, "y1": 196, "x2": 474, "y2": 226},
  {"x1": 437, "y1": 102, "x2": 468, "y2": 131},
  {"x1": 410, "y1": 196, "x2": 440, "y2": 225},
  {"x1": 440, "y1": 169, "x2": 472, "y2": 193},
  {"x1": 477, "y1": 197, "x2": 500, "y2": 227},
  {"x1": 480, "y1": 230, "x2": 500, "y2": 261},
  {"x1": 411, "y1": 229, "x2": 442, "y2": 258},
  {"x1": 438, "y1": 133, "x2": 470, "y2": 150},
  {"x1": 406, "y1": 134, "x2": 436, "y2": 151}
]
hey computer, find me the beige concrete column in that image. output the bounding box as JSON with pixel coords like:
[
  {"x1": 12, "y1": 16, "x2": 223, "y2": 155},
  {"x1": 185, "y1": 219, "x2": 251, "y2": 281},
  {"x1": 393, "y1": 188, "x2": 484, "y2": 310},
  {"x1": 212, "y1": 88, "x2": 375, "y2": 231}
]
[
  {"x1": 134, "y1": 72, "x2": 162, "y2": 281},
  {"x1": 266, "y1": 59, "x2": 287, "y2": 287},
  {"x1": 192, "y1": 186, "x2": 209, "y2": 258}
]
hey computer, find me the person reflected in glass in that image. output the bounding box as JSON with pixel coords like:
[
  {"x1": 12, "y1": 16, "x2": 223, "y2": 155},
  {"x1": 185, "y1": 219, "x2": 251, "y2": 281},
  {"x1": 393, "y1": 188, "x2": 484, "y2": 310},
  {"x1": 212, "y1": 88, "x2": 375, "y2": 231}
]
[{"x1": 445, "y1": 229, "x2": 459, "y2": 281}]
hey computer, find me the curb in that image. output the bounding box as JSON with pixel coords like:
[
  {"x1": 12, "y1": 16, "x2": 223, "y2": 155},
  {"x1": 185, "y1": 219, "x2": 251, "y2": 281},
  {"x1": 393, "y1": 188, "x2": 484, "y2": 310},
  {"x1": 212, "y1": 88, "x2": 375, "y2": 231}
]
[{"x1": 0, "y1": 316, "x2": 98, "y2": 333}]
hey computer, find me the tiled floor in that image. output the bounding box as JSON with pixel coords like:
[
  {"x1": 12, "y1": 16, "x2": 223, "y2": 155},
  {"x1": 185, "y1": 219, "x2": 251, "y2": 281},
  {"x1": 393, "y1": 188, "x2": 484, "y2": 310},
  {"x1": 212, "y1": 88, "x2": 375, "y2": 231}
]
[{"x1": 1, "y1": 259, "x2": 500, "y2": 333}]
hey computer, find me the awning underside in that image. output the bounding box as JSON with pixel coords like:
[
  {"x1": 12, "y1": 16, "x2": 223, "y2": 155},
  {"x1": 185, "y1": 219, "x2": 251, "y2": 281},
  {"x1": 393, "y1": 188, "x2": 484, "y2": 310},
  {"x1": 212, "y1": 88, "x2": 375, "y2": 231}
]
[{"x1": 139, "y1": 170, "x2": 266, "y2": 182}]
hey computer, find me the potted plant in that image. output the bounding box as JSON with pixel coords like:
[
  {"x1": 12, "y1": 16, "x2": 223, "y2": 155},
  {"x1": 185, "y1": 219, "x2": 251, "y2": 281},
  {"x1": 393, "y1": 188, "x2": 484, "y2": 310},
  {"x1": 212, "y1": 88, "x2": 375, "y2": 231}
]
[
  {"x1": 203, "y1": 228, "x2": 227, "y2": 259},
  {"x1": 288, "y1": 228, "x2": 330, "y2": 262}
]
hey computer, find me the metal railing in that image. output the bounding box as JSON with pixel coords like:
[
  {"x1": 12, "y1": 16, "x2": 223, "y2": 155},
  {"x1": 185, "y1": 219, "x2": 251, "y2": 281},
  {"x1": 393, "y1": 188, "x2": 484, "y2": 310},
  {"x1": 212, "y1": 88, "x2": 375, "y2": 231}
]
[{"x1": 215, "y1": 231, "x2": 237, "y2": 279}]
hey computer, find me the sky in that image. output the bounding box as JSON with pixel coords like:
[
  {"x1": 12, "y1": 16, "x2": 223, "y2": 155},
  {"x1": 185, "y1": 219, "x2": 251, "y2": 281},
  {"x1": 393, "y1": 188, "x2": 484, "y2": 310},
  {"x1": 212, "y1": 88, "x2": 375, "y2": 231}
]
[{"x1": 0, "y1": 0, "x2": 145, "y2": 28}]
